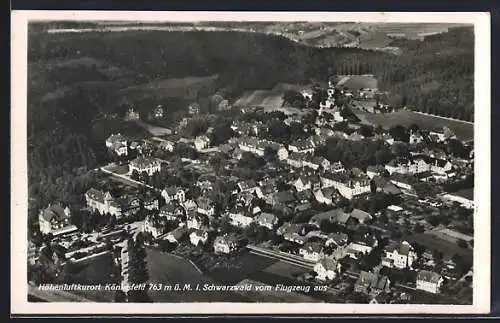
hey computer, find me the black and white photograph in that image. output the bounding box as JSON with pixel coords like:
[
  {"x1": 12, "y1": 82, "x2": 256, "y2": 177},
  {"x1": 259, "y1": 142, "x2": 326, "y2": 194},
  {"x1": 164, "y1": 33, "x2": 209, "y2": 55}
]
[{"x1": 11, "y1": 11, "x2": 490, "y2": 315}]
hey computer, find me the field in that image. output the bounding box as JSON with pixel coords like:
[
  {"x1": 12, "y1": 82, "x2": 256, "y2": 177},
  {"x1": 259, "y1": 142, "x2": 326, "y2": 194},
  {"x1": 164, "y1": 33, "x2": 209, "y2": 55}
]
[
  {"x1": 404, "y1": 232, "x2": 473, "y2": 262},
  {"x1": 336, "y1": 74, "x2": 378, "y2": 90},
  {"x1": 233, "y1": 83, "x2": 311, "y2": 111},
  {"x1": 145, "y1": 248, "x2": 249, "y2": 302},
  {"x1": 262, "y1": 261, "x2": 309, "y2": 280},
  {"x1": 119, "y1": 74, "x2": 219, "y2": 102},
  {"x1": 134, "y1": 120, "x2": 172, "y2": 136},
  {"x1": 355, "y1": 110, "x2": 474, "y2": 140}
]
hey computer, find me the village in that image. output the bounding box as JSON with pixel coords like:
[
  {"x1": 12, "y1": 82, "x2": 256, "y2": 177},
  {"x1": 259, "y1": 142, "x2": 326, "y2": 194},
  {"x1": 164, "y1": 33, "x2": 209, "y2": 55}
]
[{"x1": 28, "y1": 75, "x2": 475, "y2": 304}]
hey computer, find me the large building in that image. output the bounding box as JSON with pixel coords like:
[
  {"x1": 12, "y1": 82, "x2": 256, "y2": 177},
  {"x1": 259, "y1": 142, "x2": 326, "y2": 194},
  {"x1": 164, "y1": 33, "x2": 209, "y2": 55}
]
[
  {"x1": 320, "y1": 172, "x2": 371, "y2": 200},
  {"x1": 38, "y1": 203, "x2": 78, "y2": 236},
  {"x1": 129, "y1": 156, "x2": 161, "y2": 176},
  {"x1": 85, "y1": 188, "x2": 140, "y2": 219}
]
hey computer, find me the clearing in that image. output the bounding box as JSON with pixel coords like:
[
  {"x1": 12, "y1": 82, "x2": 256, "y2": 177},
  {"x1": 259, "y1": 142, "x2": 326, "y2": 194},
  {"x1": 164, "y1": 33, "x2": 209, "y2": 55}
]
[
  {"x1": 119, "y1": 74, "x2": 219, "y2": 102},
  {"x1": 355, "y1": 110, "x2": 474, "y2": 140}
]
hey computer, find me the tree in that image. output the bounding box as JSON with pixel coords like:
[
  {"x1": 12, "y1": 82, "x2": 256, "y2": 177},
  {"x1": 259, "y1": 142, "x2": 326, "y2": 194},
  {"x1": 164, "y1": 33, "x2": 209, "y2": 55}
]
[
  {"x1": 414, "y1": 223, "x2": 425, "y2": 233},
  {"x1": 389, "y1": 125, "x2": 409, "y2": 143}
]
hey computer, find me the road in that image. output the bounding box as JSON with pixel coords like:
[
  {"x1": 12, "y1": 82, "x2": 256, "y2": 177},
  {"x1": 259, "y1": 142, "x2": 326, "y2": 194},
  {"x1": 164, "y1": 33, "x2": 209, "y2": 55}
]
[{"x1": 247, "y1": 245, "x2": 316, "y2": 270}]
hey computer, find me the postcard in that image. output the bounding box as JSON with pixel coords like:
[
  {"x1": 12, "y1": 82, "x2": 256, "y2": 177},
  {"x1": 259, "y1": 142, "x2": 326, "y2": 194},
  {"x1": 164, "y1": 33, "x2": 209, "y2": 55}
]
[{"x1": 11, "y1": 10, "x2": 490, "y2": 315}]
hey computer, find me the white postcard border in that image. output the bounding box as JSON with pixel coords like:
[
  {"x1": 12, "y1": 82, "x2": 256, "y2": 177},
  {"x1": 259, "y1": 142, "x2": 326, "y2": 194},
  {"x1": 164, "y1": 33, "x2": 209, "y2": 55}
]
[{"x1": 11, "y1": 10, "x2": 491, "y2": 315}]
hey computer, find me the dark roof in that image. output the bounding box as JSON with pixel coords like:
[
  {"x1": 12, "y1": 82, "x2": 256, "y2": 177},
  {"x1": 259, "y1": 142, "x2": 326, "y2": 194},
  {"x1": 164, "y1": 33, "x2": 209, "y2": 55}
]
[
  {"x1": 40, "y1": 204, "x2": 69, "y2": 222},
  {"x1": 273, "y1": 190, "x2": 296, "y2": 204},
  {"x1": 385, "y1": 241, "x2": 414, "y2": 256}
]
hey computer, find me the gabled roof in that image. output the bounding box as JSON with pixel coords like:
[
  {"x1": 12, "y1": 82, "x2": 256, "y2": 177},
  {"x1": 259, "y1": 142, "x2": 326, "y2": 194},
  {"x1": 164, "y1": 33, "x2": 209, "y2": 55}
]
[
  {"x1": 385, "y1": 241, "x2": 414, "y2": 256},
  {"x1": 417, "y1": 270, "x2": 442, "y2": 284},
  {"x1": 40, "y1": 204, "x2": 69, "y2": 222},
  {"x1": 130, "y1": 156, "x2": 160, "y2": 169},
  {"x1": 255, "y1": 212, "x2": 278, "y2": 224}
]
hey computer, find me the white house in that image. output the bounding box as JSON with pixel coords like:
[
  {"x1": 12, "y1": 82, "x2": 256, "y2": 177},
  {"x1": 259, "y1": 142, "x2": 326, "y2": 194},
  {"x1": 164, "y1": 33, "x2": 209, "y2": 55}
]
[
  {"x1": 189, "y1": 229, "x2": 209, "y2": 246},
  {"x1": 161, "y1": 187, "x2": 186, "y2": 204},
  {"x1": 416, "y1": 270, "x2": 444, "y2": 294},
  {"x1": 194, "y1": 135, "x2": 211, "y2": 151},
  {"x1": 254, "y1": 212, "x2": 279, "y2": 230},
  {"x1": 381, "y1": 241, "x2": 418, "y2": 269},
  {"x1": 314, "y1": 257, "x2": 341, "y2": 281},
  {"x1": 320, "y1": 173, "x2": 371, "y2": 200},
  {"x1": 288, "y1": 140, "x2": 315, "y2": 154},
  {"x1": 213, "y1": 235, "x2": 239, "y2": 254},
  {"x1": 143, "y1": 214, "x2": 167, "y2": 239},
  {"x1": 106, "y1": 133, "x2": 128, "y2": 156},
  {"x1": 129, "y1": 156, "x2": 161, "y2": 176},
  {"x1": 277, "y1": 147, "x2": 289, "y2": 160},
  {"x1": 228, "y1": 209, "x2": 255, "y2": 228},
  {"x1": 299, "y1": 242, "x2": 324, "y2": 262},
  {"x1": 38, "y1": 203, "x2": 77, "y2": 236},
  {"x1": 196, "y1": 197, "x2": 215, "y2": 217}
]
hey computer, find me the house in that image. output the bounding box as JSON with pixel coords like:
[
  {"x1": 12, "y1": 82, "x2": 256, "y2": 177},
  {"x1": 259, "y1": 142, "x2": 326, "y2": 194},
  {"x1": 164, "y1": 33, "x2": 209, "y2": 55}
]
[
  {"x1": 293, "y1": 176, "x2": 314, "y2": 192},
  {"x1": 38, "y1": 204, "x2": 77, "y2": 236},
  {"x1": 183, "y1": 199, "x2": 198, "y2": 213},
  {"x1": 238, "y1": 136, "x2": 284, "y2": 157},
  {"x1": 106, "y1": 133, "x2": 128, "y2": 156},
  {"x1": 320, "y1": 172, "x2": 371, "y2": 200},
  {"x1": 277, "y1": 223, "x2": 308, "y2": 245},
  {"x1": 159, "y1": 203, "x2": 186, "y2": 222},
  {"x1": 153, "y1": 105, "x2": 164, "y2": 118},
  {"x1": 237, "y1": 180, "x2": 258, "y2": 194},
  {"x1": 161, "y1": 186, "x2": 186, "y2": 204},
  {"x1": 325, "y1": 232, "x2": 349, "y2": 247},
  {"x1": 409, "y1": 132, "x2": 424, "y2": 144},
  {"x1": 213, "y1": 235, "x2": 239, "y2": 254},
  {"x1": 313, "y1": 187, "x2": 340, "y2": 205},
  {"x1": 218, "y1": 99, "x2": 231, "y2": 111},
  {"x1": 286, "y1": 152, "x2": 305, "y2": 168},
  {"x1": 346, "y1": 233, "x2": 378, "y2": 258},
  {"x1": 299, "y1": 241, "x2": 324, "y2": 262},
  {"x1": 416, "y1": 270, "x2": 444, "y2": 294},
  {"x1": 165, "y1": 225, "x2": 188, "y2": 244},
  {"x1": 354, "y1": 271, "x2": 391, "y2": 296},
  {"x1": 189, "y1": 229, "x2": 210, "y2": 246},
  {"x1": 85, "y1": 188, "x2": 140, "y2": 218},
  {"x1": 314, "y1": 257, "x2": 341, "y2": 281},
  {"x1": 143, "y1": 196, "x2": 160, "y2": 211},
  {"x1": 302, "y1": 155, "x2": 331, "y2": 171},
  {"x1": 329, "y1": 161, "x2": 345, "y2": 173},
  {"x1": 124, "y1": 108, "x2": 140, "y2": 121},
  {"x1": 382, "y1": 241, "x2": 418, "y2": 269},
  {"x1": 143, "y1": 214, "x2": 168, "y2": 238},
  {"x1": 196, "y1": 197, "x2": 216, "y2": 217},
  {"x1": 188, "y1": 102, "x2": 201, "y2": 115},
  {"x1": 194, "y1": 135, "x2": 211, "y2": 151},
  {"x1": 228, "y1": 208, "x2": 256, "y2": 228},
  {"x1": 408, "y1": 158, "x2": 431, "y2": 174},
  {"x1": 372, "y1": 176, "x2": 402, "y2": 196},
  {"x1": 157, "y1": 140, "x2": 175, "y2": 152},
  {"x1": 277, "y1": 147, "x2": 289, "y2": 160},
  {"x1": 288, "y1": 140, "x2": 315, "y2": 154},
  {"x1": 129, "y1": 156, "x2": 161, "y2": 176},
  {"x1": 186, "y1": 213, "x2": 207, "y2": 230},
  {"x1": 390, "y1": 173, "x2": 417, "y2": 191},
  {"x1": 254, "y1": 212, "x2": 279, "y2": 230}
]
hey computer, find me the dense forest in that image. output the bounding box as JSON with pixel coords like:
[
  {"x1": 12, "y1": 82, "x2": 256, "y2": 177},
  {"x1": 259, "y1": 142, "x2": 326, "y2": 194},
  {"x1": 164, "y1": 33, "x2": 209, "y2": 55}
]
[{"x1": 26, "y1": 27, "x2": 474, "y2": 228}]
